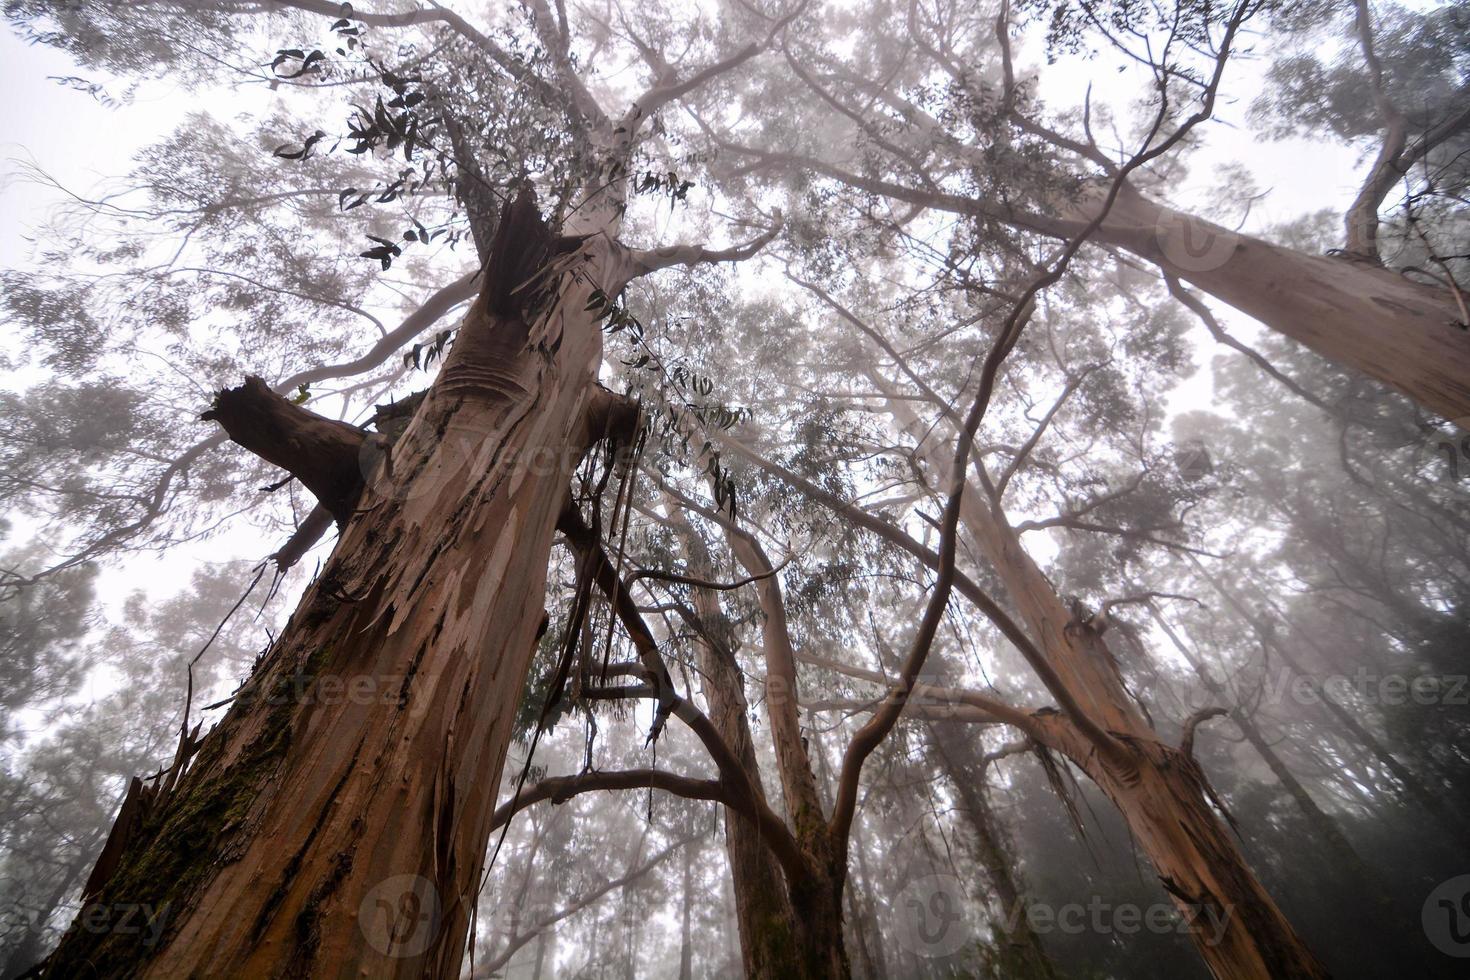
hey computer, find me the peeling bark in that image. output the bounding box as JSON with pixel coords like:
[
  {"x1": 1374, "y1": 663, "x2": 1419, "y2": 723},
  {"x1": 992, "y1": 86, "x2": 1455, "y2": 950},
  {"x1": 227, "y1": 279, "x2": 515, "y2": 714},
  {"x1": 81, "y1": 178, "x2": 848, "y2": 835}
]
[
  {"x1": 43, "y1": 188, "x2": 630, "y2": 979},
  {"x1": 878, "y1": 393, "x2": 1328, "y2": 979}
]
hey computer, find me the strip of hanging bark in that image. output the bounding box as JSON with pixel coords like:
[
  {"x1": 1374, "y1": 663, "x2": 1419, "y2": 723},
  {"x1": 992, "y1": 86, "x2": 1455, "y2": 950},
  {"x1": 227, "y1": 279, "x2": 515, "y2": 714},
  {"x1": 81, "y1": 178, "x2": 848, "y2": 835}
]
[
  {"x1": 80, "y1": 777, "x2": 156, "y2": 900},
  {"x1": 1179, "y1": 706, "x2": 1227, "y2": 760},
  {"x1": 201, "y1": 376, "x2": 367, "y2": 524}
]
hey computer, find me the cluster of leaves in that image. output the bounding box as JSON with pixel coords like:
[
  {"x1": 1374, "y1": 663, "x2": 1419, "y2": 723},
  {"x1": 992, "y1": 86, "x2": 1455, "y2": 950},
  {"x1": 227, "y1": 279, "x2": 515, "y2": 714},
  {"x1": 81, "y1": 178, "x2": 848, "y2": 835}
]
[
  {"x1": 583, "y1": 287, "x2": 748, "y2": 516},
  {"x1": 267, "y1": 4, "x2": 362, "y2": 78},
  {"x1": 403, "y1": 328, "x2": 457, "y2": 372},
  {"x1": 633, "y1": 169, "x2": 696, "y2": 206}
]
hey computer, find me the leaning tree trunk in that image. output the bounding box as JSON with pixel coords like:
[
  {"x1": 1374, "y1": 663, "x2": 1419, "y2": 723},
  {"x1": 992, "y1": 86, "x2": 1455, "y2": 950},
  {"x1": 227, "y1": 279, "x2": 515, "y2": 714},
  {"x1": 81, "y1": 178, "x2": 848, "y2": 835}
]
[
  {"x1": 42, "y1": 189, "x2": 633, "y2": 978},
  {"x1": 969, "y1": 501, "x2": 1329, "y2": 980},
  {"x1": 927, "y1": 724, "x2": 1057, "y2": 980},
  {"x1": 884, "y1": 395, "x2": 1327, "y2": 978},
  {"x1": 1095, "y1": 185, "x2": 1470, "y2": 423}
]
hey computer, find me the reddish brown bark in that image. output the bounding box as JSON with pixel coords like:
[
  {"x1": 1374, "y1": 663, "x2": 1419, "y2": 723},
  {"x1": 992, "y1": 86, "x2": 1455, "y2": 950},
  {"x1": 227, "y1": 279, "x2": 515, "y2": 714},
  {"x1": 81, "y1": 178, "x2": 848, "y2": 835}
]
[
  {"x1": 43, "y1": 190, "x2": 630, "y2": 979},
  {"x1": 673, "y1": 515, "x2": 846, "y2": 979}
]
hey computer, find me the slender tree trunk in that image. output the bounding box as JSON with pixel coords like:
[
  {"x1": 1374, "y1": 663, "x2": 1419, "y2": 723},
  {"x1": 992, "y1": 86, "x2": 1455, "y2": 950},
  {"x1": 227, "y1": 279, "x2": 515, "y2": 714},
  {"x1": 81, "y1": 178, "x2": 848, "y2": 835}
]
[
  {"x1": 926, "y1": 726, "x2": 1056, "y2": 979},
  {"x1": 530, "y1": 929, "x2": 549, "y2": 980},
  {"x1": 1, "y1": 863, "x2": 91, "y2": 979},
  {"x1": 678, "y1": 844, "x2": 694, "y2": 980},
  {"x1": 1194, "y1": 558, "x2": 1469, "y2": 838},
  {"x1": 42, "y1": 190, "x2": 635, "y2": 979},
  {"x1": 975, "y1": 504, "x2": 1324, "y2": 978},
  {"x1": 844, "y1": 815, "x2": 888, "y2": 980},
  {"x1": 1096, "y1": 186, "x2": 1470, "y2": 423},
  {"x1": 673, "y1": 516, "x2": 830, "y2": 978}
]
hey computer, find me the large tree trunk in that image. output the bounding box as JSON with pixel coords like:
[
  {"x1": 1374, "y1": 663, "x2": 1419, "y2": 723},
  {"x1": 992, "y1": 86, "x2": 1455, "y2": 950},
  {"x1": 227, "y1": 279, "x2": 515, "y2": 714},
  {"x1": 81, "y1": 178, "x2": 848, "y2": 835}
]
[
  {"x1": 1097, "y1": 186, "x2": 1470, "y2": 423},
  {"x1": 971, "y1": 501, "x2": 1325, "y2": 979},
  {"x1": 978, "y1": 511, "x2": 1326, "y2": 978},
  {"x1": 42, "y1": 190, "x2": 631, "y2": 979}
]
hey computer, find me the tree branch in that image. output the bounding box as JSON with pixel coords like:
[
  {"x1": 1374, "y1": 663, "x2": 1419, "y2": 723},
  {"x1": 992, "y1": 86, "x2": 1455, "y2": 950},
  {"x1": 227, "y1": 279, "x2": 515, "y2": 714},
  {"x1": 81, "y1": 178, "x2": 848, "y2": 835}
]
[
  {"x1": 555, "y1": 500, "x2": 812, "y2": 879},
  {"x1": 627, "y1": 211, "x2": 784, "y2": 278},
  {"x1": 488, "y1": 770, "x2": 727, "y2": 831},
  {"x1": 1180, "y1": 706, "x2": 1227, "y2": 760},
  {"x1": 200, "y1": 377, "x2": 367, "y2": 524},
  {"x1": 474, "y1": 831, "x2": 700, "y2": 977}
]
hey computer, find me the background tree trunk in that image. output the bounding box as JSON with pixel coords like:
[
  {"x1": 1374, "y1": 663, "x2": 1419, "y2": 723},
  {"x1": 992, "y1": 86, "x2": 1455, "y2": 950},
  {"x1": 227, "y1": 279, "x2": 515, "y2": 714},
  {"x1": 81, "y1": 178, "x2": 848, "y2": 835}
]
[
  {"x1": 927, "y1": 725, "x2": 1057, "y2": 979},
  {"x1": 1098, "y1": 187, "x2": 1470, "y2": 423}
]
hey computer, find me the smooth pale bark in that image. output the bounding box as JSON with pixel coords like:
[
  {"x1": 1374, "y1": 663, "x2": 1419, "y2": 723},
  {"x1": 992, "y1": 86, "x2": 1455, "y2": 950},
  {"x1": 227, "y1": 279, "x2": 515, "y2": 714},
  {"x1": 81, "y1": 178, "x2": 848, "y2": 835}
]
[
  {"x1": 1095, "y1": 187, "x2": 1470, "y2": 423},
  {"x1": 771, "y1": 144, "x2": 1470, "y2": 418},
  {"x1": 42, "y1": 195, "x2": 632, "y2": 978}
]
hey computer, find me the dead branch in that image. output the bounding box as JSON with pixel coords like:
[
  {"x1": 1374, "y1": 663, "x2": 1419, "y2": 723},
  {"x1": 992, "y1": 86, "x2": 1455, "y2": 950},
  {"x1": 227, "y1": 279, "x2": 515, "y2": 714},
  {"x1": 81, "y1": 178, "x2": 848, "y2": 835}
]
[{"x1": 200, "y1": 376, "x2": 367, "y2": 524}]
